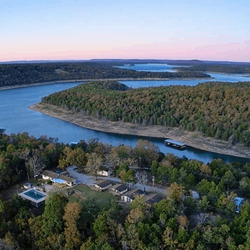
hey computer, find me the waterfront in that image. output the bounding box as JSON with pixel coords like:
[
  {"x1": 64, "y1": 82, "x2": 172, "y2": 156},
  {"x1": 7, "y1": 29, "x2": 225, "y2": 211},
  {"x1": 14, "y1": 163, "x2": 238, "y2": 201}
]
[{"x1": 1, "y1": 67, "x2": 250, "y2": 163}]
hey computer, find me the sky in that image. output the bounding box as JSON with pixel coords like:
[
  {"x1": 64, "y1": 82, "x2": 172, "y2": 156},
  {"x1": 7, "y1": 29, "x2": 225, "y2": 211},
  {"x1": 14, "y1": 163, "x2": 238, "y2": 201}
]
[{"x1": 0, "y1": 0, "x2": 249, "y2": 62}]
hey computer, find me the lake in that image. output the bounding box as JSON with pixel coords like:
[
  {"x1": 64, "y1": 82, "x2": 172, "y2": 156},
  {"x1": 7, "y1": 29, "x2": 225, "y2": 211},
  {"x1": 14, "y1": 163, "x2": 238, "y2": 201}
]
[
  {"x1": 1, "y1": 65, "x2": 250, "y2": 164},
  {"x1": 117, "y1": 63, "x2": 250, "y2": 88}
]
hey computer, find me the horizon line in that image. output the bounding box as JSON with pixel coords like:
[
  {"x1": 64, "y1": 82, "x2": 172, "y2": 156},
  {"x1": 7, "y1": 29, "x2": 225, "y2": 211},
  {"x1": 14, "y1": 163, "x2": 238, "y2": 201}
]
[{"x1": 1, "y1": 58, "x2": 250, "y2": 64}]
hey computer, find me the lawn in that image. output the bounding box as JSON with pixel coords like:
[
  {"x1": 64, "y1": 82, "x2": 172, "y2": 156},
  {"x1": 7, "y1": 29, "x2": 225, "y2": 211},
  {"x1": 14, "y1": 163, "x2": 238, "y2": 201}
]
[{"x1": 67, "y1": 184, "x2": 118, "y2": 208}]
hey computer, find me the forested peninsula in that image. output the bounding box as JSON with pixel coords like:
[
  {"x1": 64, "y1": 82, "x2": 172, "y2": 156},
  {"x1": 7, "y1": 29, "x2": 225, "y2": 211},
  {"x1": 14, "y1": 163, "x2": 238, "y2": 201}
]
[
  {"x1": 32, "y1": 80, "x2": 250, "y2": 158},
  {"x1": 0, "y1": 61, "x2": 210, "y2": 88}
]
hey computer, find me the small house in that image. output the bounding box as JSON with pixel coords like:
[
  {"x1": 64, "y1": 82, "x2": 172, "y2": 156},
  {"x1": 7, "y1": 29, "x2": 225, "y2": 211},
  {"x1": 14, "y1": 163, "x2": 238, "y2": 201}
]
[
  {"x1": 234, "y1": 197, "x2": 245, "y2": 213},
  {"x1": 94, "y1": 180, "x2": 113, "y2": 191},
  {"x1": 42, "y1": 170, "x2": 58, "y2": 180},
  {"x1": 97, "y1": 170, "x2": 110, "y2": 177},
  {"x1": 121, "y1": 188, "x2": 145, "y2": 203},
  {"x1": 42, "y1": 170, "x2": 76, "y2": 187},
  {"x1": 110, "y1": 183, "x2": 128, "y2": 195}
]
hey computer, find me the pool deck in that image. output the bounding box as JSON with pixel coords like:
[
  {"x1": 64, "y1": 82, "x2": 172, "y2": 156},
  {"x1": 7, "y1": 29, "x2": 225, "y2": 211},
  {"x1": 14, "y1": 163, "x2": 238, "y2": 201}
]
[{"x1": 18, "y1": 188, "x2": 47, "y2": 204}]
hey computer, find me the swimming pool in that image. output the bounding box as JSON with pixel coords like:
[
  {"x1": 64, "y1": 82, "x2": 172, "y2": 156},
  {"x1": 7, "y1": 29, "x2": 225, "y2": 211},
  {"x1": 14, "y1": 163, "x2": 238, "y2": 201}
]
[{"x1": 24, "y1": 189, "x2": 46, "y2": 200}]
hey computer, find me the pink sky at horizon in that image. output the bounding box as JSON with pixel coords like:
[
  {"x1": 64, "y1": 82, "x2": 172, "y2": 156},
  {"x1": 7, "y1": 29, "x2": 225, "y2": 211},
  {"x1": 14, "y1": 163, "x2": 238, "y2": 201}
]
[
  {"x1": 1, "y1": 1, "x2": 249, "y2": 63},
  {"x1": 2, "y1": 41, "x2": 249, "y2": 62}
]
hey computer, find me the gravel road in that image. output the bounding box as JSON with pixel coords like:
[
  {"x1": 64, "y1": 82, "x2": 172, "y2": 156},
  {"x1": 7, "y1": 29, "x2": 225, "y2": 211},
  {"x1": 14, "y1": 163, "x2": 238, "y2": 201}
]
[{"x1": 67, "y1": 166, "x2": 168, "y2": 196}]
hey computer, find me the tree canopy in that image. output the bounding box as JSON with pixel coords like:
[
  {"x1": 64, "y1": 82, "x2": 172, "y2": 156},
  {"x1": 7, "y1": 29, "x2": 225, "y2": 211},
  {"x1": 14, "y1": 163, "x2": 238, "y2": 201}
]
[{"x1": 42, "y1": 80, "x2": 250, "y2": 146}]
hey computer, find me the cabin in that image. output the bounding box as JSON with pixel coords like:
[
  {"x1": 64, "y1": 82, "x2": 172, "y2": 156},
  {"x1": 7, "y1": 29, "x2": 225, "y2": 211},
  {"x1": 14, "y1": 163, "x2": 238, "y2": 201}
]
[
  {"x1": 97, "y1": 170, "x2": 110, "y2": 177},
  {"x1": 121, "y1": 188, "x2": 145, "y2": 203},
  {"x1": 110, "y1": 183, "x2": 128, "y2": 195},
  {"x1": 234, "y1": 197, "x2": 245, "y2": 213},
  {"x1": 164, "y1": 139, "x2": 187, "y2": 150},
  {"x1": 42, "y1": 170, "x2": 76, "y2": 187},
  {"x1": 93, "y1": 180, "x2": 113, "y2": 191}
]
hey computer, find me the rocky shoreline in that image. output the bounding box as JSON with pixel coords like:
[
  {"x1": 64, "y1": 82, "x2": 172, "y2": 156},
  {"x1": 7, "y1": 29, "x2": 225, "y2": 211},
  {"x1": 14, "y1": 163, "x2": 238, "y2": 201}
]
[{"x1": 30, "y1": 102, "x2": 250, "y2": 160}]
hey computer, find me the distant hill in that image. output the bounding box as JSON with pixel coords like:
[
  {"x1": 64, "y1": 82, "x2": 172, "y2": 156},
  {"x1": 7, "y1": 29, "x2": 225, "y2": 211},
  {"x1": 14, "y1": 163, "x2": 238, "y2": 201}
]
[{"x1": 0, "y1": 61, "x2": 209, "y2": 88}]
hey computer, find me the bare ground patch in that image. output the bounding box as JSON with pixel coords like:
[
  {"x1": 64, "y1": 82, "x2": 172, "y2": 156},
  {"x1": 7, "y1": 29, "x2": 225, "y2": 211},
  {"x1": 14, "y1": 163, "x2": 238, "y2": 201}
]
[{"x1": 30, "y1": 103, "x2": 250, "y2": 159}]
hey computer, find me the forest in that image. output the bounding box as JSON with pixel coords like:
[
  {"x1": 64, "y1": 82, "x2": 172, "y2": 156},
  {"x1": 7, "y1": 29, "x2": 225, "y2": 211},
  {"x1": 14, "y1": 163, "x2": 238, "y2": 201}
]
[
  {"x1": 1, "y1": 131, "x2": 250, "y2": 249},
  {"x1": 0, "y1": 61, "x2": 210, "y2": 88},
  {"x1": 41, "y1": 80, "x2": 250, "y2": 146}
]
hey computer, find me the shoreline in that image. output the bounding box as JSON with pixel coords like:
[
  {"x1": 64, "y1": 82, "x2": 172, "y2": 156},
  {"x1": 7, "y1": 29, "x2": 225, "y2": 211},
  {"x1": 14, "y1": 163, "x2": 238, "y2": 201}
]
[
  {"x1": 0, "y1": 76, "x2": 212, "y2": 91},
  {"x1": 30, "y1": 102, "x2": 250, "y2": 160}
]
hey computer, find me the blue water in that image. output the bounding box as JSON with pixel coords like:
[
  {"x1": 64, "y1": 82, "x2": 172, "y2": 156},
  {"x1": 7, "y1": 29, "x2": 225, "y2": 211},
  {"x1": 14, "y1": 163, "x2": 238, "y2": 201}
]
[
  {"x1": 0, "y1": 66, "x2": 250, "y2": 164},
  {"x1": 24, "y1": 190, "x2": 46, "y2": 200},
  {"x1": 52, "y1": 178, "x2": 66, "y2": 184},
  {"x1": 117, "y1": 63, "x2": 250, "y2": 88},
  {"x1": 116, "y1": 63, "x2": 186, "y2": 73}
]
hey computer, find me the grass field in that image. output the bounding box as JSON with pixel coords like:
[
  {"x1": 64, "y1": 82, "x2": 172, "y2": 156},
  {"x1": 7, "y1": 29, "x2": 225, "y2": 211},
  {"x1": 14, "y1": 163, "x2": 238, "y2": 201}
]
[{"x1": 67, "y1": 184, "x2": 118, "y2": 208}]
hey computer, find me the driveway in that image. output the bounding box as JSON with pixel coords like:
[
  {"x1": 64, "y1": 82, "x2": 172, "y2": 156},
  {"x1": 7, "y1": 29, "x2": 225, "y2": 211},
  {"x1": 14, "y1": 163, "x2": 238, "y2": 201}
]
[{"x1": 67, "y1": 166, "x2": 168, "y2": 196}]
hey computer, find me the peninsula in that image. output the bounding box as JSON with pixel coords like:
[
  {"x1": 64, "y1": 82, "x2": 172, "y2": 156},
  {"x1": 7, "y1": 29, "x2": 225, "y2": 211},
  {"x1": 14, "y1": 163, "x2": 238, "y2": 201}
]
[{"x1": 30, "y1": 80, "x2": 250, "y2": 159}]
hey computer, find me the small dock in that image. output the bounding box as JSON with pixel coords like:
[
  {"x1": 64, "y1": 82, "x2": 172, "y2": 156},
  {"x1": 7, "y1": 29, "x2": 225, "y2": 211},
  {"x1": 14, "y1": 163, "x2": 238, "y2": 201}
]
[{"x1": 164, "y1": 139, "x2": 187, "y2": 150}]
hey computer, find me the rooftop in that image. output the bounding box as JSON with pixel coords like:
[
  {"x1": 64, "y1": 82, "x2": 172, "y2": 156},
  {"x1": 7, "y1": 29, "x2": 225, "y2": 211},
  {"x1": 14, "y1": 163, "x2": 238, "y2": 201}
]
[
  {"x1": 95, "y1": 179, "x2": 113, "y2": 188},
  {"x1": 111, "y1": 183, "x2": 128, "y2": 192},
  {"x1": 124, "y1": 188, "x2": 145, "y2": 199}
]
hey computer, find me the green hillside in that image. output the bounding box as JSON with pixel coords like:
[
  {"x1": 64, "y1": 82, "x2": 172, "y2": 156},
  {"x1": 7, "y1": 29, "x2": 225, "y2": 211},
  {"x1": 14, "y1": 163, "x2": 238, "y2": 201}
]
[{"x1": 41, "y1": 81, "x2": 250, "y2": 146}]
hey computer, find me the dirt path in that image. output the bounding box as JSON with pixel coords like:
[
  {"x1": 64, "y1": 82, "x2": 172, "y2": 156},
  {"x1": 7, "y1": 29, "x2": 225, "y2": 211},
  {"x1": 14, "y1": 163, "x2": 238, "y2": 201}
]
[{"x1": 30, "y1": 102, "x2": 250, "y2": 159}]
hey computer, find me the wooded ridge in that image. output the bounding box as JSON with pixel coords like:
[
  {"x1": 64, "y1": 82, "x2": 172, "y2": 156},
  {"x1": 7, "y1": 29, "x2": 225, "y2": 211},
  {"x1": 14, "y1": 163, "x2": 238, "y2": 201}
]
[
  {"x1": 41, "y1": 81, "x2": 250, "y2": 146},
  {"x1": 0, "y1": 62, "x2": 210, "y2": 88}
]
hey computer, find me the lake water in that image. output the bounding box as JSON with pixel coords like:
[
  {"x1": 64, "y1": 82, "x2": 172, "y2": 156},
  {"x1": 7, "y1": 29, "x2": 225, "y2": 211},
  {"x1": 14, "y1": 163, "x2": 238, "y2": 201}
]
[
  {"x1": 117, "y1": 63, "x2": 250, "y2": 88},
  {"x1": 116, "y1": 63, "x2": 186, "y2": 73},
  {"x1": 1, "y1": 65, "x2": 250, "y2": 164}
]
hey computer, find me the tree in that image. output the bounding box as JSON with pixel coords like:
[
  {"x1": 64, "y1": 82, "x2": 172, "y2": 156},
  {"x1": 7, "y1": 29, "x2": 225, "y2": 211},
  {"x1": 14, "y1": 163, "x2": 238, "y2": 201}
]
[
  {"x1": 4, "y1": 232, "x2": 19, "y2": 250},
  {"x1": 0, "y1": 239, "x2": 14, "y2": 250},
  {"x1": 183, "y1": 197, "x2": 196, "y2": 215},
  {"x1": 93, "y1": 212, "x2": 108, "y2": 240},
  {"x1": 104, "y1": 149, "x2": 121, "y2": 173},
  {"x1": 42, "y1": 193, "x2": 68, "y2": 236},
  {"x1": 163, "y1": 227, "x2": 178, "y2": 249},
  {"x1": 59, "y1": 147, "x2": 87, "y2": 170},
  {"x1": 167, "y1": 182, "x2": 185, "y2": 202},
  {"x1": 197, "y1": 196, "x2": 210, "y2": 212},
  {"x1": 177, "y1": 215, "x2": 189, "y2": 229},
  {"x1": 63, "y1": 202, "x2": 82, "y2": 250},
  {"x1": 220, "y1": 170, "x2": 236, "y2": 190},
  {"x1": 133, "y1": 139, "x2": 159, "y2": 166},
  {"x1": 216, "y1": 192, "x2": 236, "y2": 216},
  {"x1": 27, "y1": 149, "x2": 48, "y2": 178},
  {"x1": 239, "y1": 177, "x2": 250, "y2": 196},
  {"x1": 86, "y1": 152, "x2": 103, "y2": 179},
  {"x1": 232, "y1": 201, "x2": 250, "y2": 244},
  {"x1": 135, "y1": 171, "x2": 148, "y2": 192},
  {"x1": 126, "y1": 207, "x2": 144, "y2": 225}
]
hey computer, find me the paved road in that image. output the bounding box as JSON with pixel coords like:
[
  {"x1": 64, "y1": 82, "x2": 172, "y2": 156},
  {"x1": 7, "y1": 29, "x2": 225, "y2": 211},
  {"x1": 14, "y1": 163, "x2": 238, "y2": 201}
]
[{"x1": 67, "y1": 166, "x2": 168, "y2": 196}]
